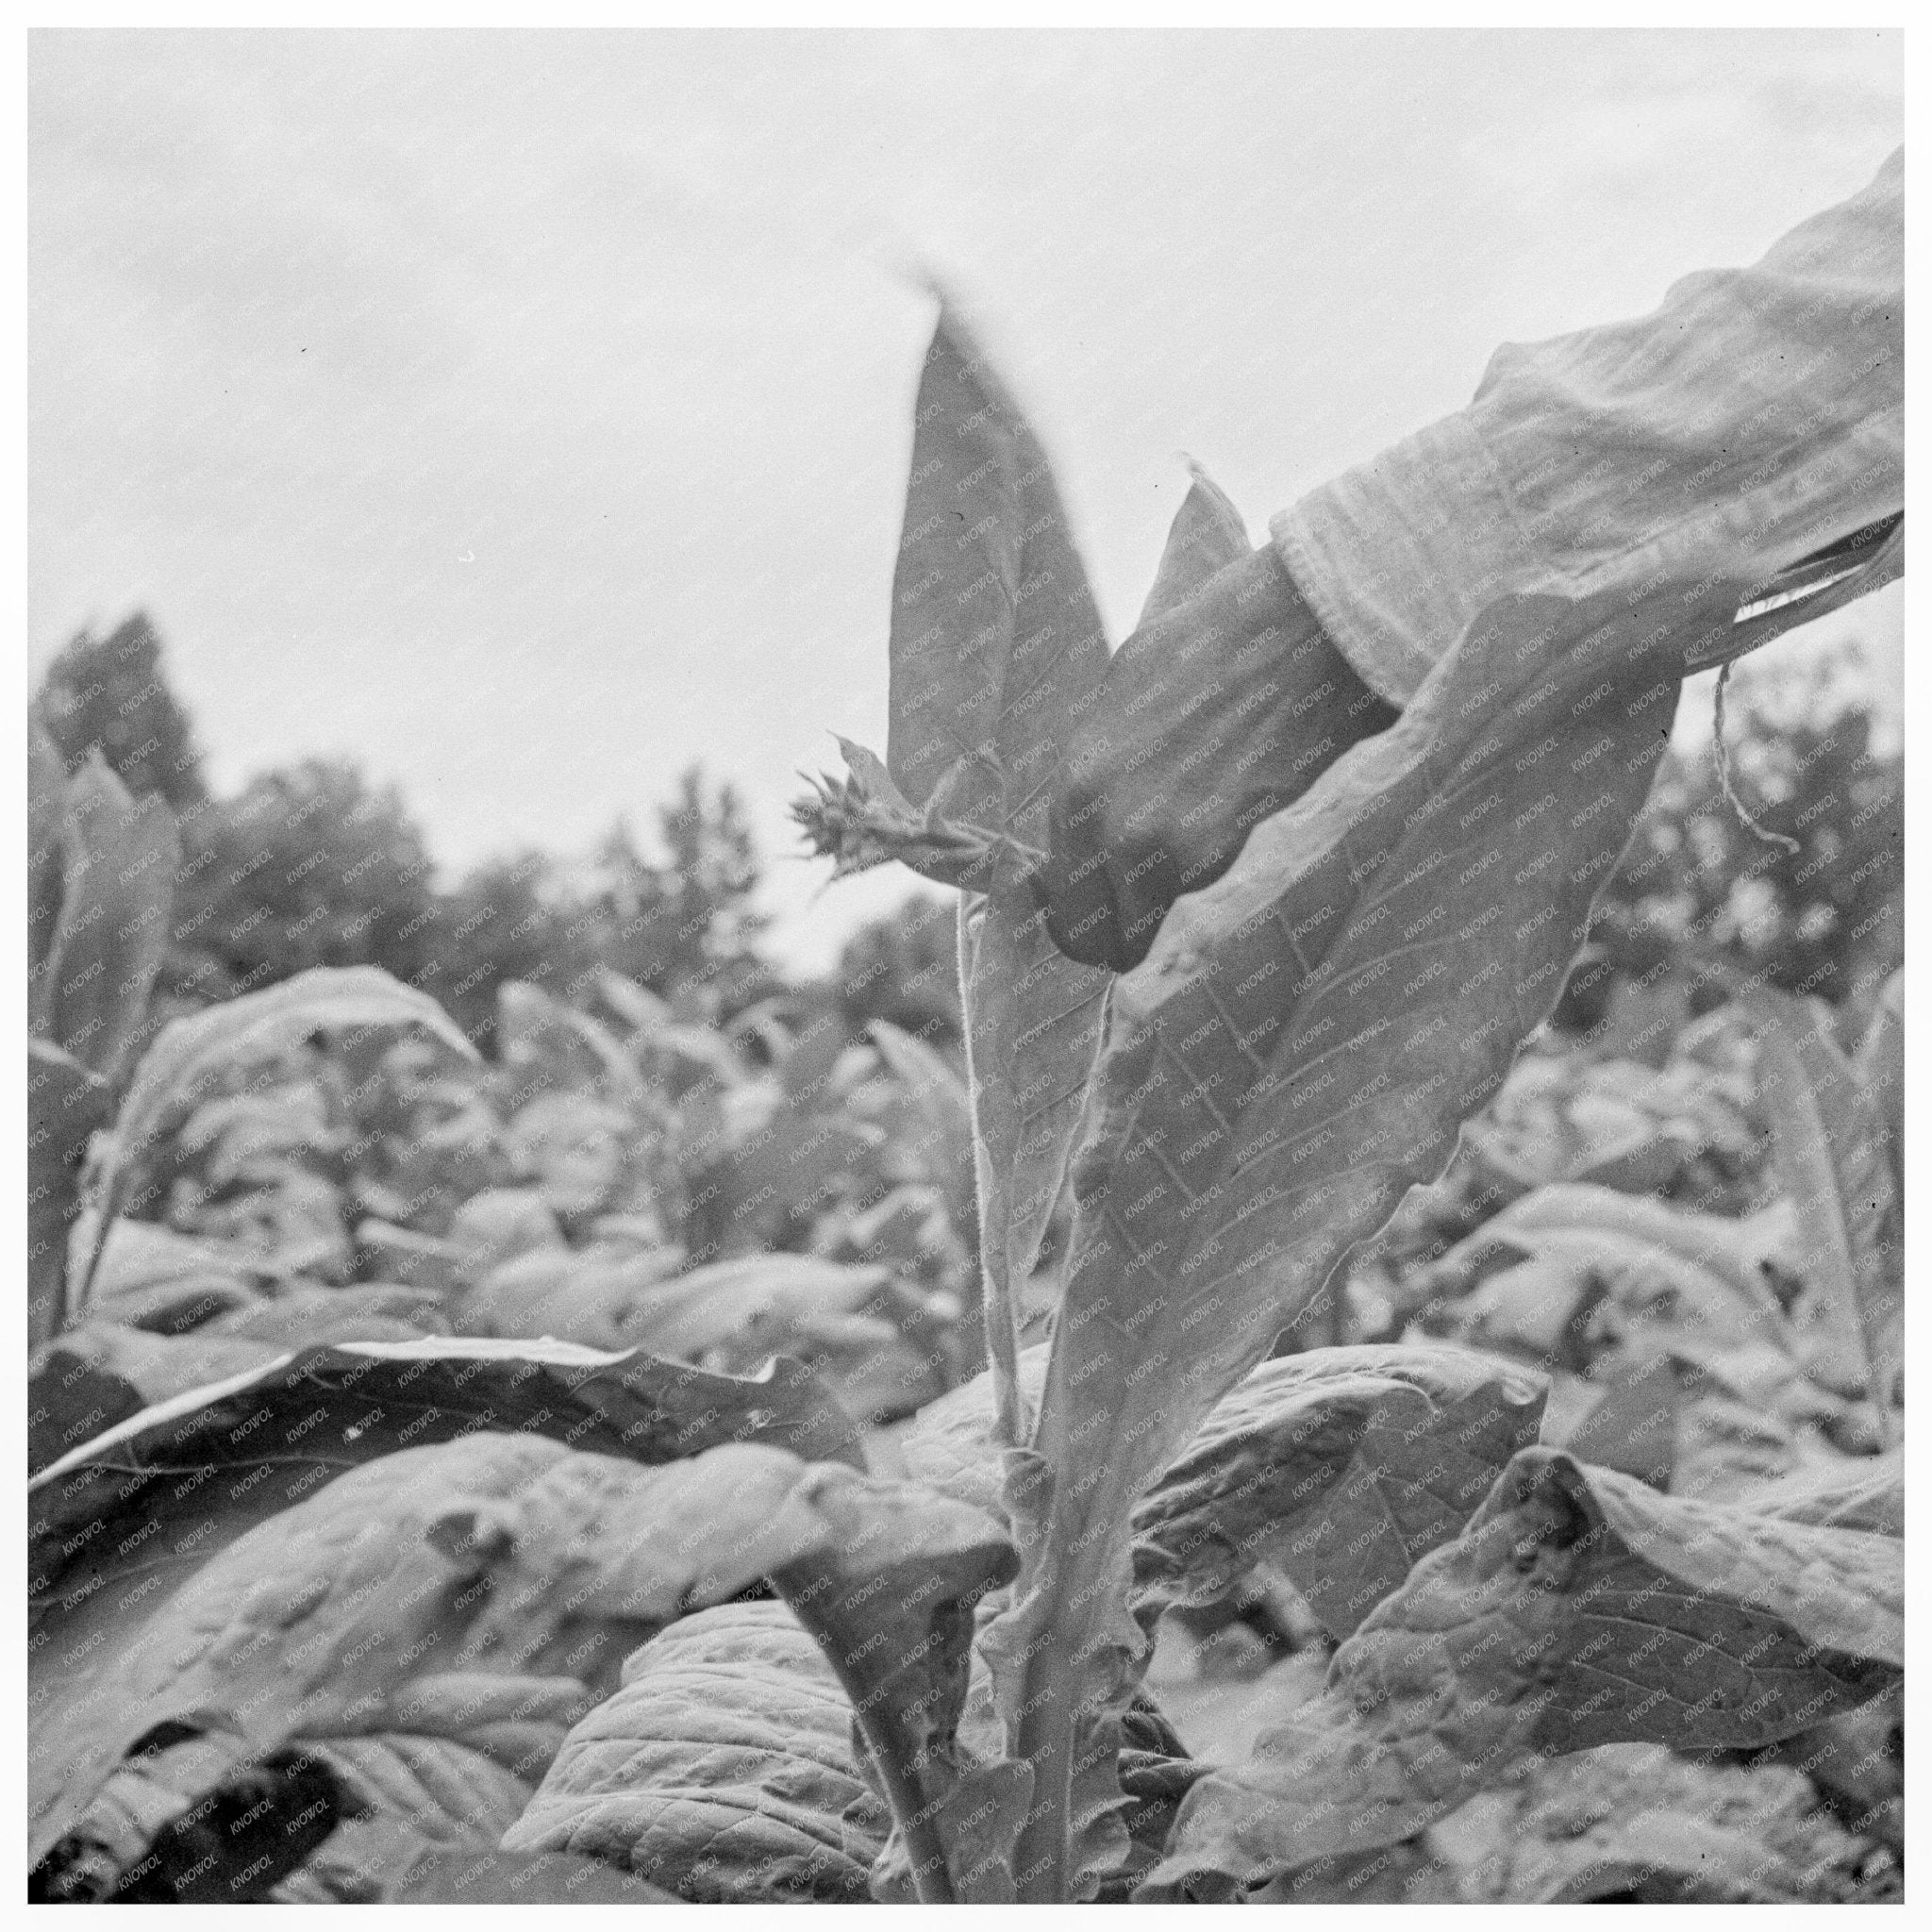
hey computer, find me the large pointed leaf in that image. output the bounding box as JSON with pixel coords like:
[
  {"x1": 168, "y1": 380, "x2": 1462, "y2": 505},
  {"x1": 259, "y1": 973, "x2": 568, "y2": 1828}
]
[
  {"x1": 1745, "y1": 989, "x2": 1900, "y2": 1436},
  {"x1": 505, "y1": 1601, "x2": 891, "y2": 1901},
  {"x1": 857, "y1": 304, "x2": 1114, "y2": 1441},
  {"x1": 31, "y1": 1334, "x2": 866, "y2": 1623},
  {"x1": 75, "y1": 967, "x2": 478, "y2": 1300},
  {"x1": 27, "y1": 1041, "x2": 113, "y2": 1351},
  {"x1": 1145, "y1": 1445, "x2": 1901, "y2": 1896},
  {"x1": 989, "y1": 572, "x2": 1755, "y2": 1896},
  {"x1": 29, "y1": 1431, "x2": 857, "y2": 1890},
  {"x1": 42, "y1": 754, "x2": 179, "y2": 1081},
  {"x1": 1136, "y1": 463, "x2": 1250, "y2": 628},
  {"x1": 884, "y1": 302, "x2": 1108, "y2": 825}
]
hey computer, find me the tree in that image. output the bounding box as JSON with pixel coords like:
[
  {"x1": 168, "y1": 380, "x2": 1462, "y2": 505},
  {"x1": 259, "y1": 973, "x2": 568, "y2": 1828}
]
[
  {"x1": 836, "y1": 892, "x2": 962, "y2": 1046},
  {"x1": 167, "y1": 758, "x2": 438, "y2": 999},
  {"x1": 581, "y1": 766, "x2": 770, "y2": 1001},
  {"x1": 35, "y1": 610, "x2": 206, "y2": 808}
]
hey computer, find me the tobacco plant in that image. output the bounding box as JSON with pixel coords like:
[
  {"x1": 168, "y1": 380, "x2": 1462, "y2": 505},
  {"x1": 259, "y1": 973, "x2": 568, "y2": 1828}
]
[{"x1": 790, "y1": 307, "x2": 1904, "y2": 1902}]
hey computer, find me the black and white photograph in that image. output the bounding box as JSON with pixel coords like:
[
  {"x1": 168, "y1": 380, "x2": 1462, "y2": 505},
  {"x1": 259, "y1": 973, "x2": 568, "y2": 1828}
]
[{"x1": 25, "y1": 25, "x2": 1905, "y2": 1907}]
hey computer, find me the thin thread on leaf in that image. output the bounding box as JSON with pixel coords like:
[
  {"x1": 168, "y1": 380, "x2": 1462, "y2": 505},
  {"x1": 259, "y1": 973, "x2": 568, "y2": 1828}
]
[{"x1": 1712, "y1": 666, "x2": 1801, "y2": 855}]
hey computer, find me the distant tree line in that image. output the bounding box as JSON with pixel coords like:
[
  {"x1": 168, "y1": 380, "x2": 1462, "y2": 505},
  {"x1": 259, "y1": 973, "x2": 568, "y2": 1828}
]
[{"x1": 31, "y1": 612, "x2": 962, "y2": 1051}]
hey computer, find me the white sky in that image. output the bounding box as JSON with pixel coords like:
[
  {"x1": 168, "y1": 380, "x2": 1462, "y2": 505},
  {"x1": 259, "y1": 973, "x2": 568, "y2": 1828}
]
[{"x1": 29, "y1": 28, "x2": 1903, "y2": 972}]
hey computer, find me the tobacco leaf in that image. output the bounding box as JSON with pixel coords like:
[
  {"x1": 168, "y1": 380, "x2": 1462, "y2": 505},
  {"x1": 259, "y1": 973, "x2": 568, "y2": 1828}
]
[
  {"x1": 764, "y1": 1466, "x2": 1020, "y2": 1901},
  {"x1": 883, "y1": 302, "x2": 1109, "y2": 827},
  {"x1": 1133, "y1": 1342, "x2": 1546, "y2": 1637},
  {"x1": 1852, "y1": 967, "x2": 1903, "y2": 1204},
  {"x1": 902, "y1": 1340, "x2": 1544, "y2": 1639},
  {"x1": 27, "y1": 713, "x2": 70, "y2": 996},
  {"x1": 76, "y1": 966, "x2": 478, "y2": 1298},
  {"x1": 28, "y1": 1321, "x2": 279, "y2": 1476},
  {"x1": 867, "y1": 1018, "x2": 979, "y2": 1255},
  {"x1": 841, "y1": 305, "x2": 1115, "y2": 1442},
  {"x1": 1136, "y1": 463, "x2": 1251, "y2": 627},
  {"x1": 30, "y1": 1431, "x2": 852, "y2": 1885},
  {"x1": 379, "y1": 1843, "x2": 679, "y2": 1904},
  {"x1": 987, "y1": 572, "x2": 1756, "y2": 1895},
  {"x1": 1745, "y1": 989, "x2": 1900, "y2": 1432},
  {"x1": 27, "y1": 1041, "x2": 114, "y2": 1351},
  {"x1": 1146, "y1": 1445, "x2": 1902, "y2": 1896},
  {"x1": 505, "y1": 1599, "x2": 894, "y2": 1901},
  {"x1": 1743, "y1": 1445, "x2": 1903, "y2": 1537},
  {"x1": 41, "y1": 753, "x2": 180, "y2": 1082},
  {"x1": 31, "y1": 1334, "x2": 865, "y2": 1621}
]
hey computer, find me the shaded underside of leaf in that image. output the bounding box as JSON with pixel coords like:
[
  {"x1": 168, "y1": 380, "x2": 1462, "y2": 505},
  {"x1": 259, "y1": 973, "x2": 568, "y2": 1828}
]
[
  {"x1": 31, "y1": 1428, "x2": 872, "y2": 1885},
  {"x1": 30, "y1": 1334, "x2": 864, "y2": 1618},
  {"x1": 993, "y1": 573, "x2": 1757, "y2": 1895},
  {"x1": 1146, "y1": 1445, "x2": 1902, "y2": 1894}
]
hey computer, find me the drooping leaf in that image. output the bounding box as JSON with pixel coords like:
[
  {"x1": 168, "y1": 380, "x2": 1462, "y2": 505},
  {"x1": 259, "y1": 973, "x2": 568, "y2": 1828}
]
[
  {"x1": 1145, "y1": 1445, "x2": 1902, "y2": 1895},
  {"x1": 77, "y1": 966, "x2": 478, "y2": 1299},
  {"x1": 27, "y1": 1040, "x2": 113, "y2": 1351},
  {"x1": 505, "y1": 1601, "x2": 892, "y2": 1901},
  {"x1": 1136, "y1": 463, "x2": 1251, "y2": 628},
  {"x1": 989, "y1": 572, "x2": 1756, "y2": 1896},
  {"x1": 42, "y1": 753, "x2": 180, "y2": 1081},
  {"x1": 1744, "y1": 988, "x2": 1900, "y2": 1436},
  {"x1": 30, "y1": 1431, "x2": 852, "y2": 1890},
  {"x1": 31, "y1": 1333, "x2": 866, "y2": 1624},
  {"x1": 764, "y1": 1464, "x2": 1020, "y2": 1900}
]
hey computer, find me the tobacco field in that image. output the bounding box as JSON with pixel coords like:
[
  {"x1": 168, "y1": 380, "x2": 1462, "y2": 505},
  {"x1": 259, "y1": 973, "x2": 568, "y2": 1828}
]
[{"x1": 26, "y1": 309, "x2": 1904, "y2": 1906}]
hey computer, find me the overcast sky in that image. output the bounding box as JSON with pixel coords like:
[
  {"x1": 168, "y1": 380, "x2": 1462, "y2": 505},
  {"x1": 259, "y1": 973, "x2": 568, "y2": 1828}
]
[{"x1": 29, "y1": 29, "x2": 1903, "y2": 971}]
